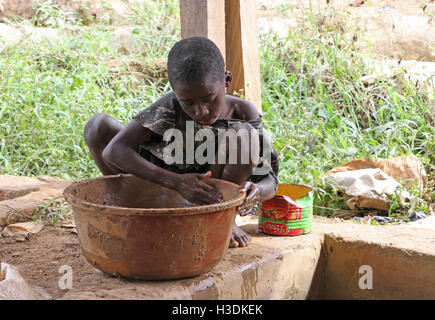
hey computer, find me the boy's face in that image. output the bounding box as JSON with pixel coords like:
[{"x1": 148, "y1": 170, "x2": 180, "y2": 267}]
[{"x1": 172, "y1": 74, "x2": 229, "y2": 125}]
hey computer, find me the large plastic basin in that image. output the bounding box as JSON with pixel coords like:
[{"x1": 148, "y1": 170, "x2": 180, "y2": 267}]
[{"x1": 63, "y1": 174, "x2": 245, "y2": 280}]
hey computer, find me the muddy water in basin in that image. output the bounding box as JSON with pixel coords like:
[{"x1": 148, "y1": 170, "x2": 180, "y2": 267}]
[{"x1": 63, "y1": 174, "x2": 245, "y2": 280}]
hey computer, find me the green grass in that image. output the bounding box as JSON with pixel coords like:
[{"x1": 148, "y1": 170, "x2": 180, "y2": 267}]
[
  {"x1": 0, "y1": 0, "x2": 433, "y2": 216},
  {"x1": 0, "y1": 0, "x2": 178, "y2": 179},
  {"x1": 259, "y1": 9, "x2": 434, "y2": 215}
]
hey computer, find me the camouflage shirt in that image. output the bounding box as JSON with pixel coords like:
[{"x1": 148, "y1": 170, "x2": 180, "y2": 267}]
[{"x1": 133, "y1": 91, "x2": 279, "y2": 190}]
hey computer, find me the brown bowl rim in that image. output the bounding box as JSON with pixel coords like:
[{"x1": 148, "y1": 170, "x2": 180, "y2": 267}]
[{"x1": 63, "y1": 174, "x2": 246, "y2": 216}]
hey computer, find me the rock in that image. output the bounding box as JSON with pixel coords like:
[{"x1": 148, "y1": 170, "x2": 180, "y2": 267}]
[
  {"x1": 258, "y1": 17, "x2": 297, "y2": 39},
  {"x1": 0, "y1": 0, "x2": 103, "y2": 23},
  {"x1": 61, "y1": 223, "x2": 76, "y2": 228},
  {"x1": 0, "y1": 0, "x2": 34, "y2": 19},
  {"x1": 0, "y1": 188, "x2": 65, "y2": 227},
  {"x1": 0, "y1": 228, "x2": 12, "y2": 237},
  {"x1": 7, "y1": 221, "x2": 44, "y2": 234},
  {"x1": 327, "y1": 155, "x2": 428, "y2": 191},
  {"x1": 326, "y1": 155, "x2": 428, "y2": 211},
  {"x1": 327, "y1": 168, "x2": 400, "y2": 210},
  {"x1": 359, "y1": 0, "x2": 435, "y2": 16},
  {"x1": 103, "y1": 0, "x2": 132, "y2": 24},
  {"x1": 0, "y1": 263, "x2": 51, "y2": 300},
  {"x1": 349, "y1": 0, "x2": 364, "y2": 7},
  {"x1": 0, "y1": 227, "x2": 29, "y2": 241},
  {"x1": 349, "y1": 6, "x2": 435, "y2": 61},
  {"x1": 257, "y1": 0, "x2": 435, "y2": 62},
  {"x1": 0, "y1": 23, "x2": 60, "y2": 46},
  {"x1": 109, "y1": 27, "x2": 145, "y2": 55},
  {"x1": 361, "y1": 59, "x2": 435, "y2": 95},
  {"x1": 0, "y1": 23, "x2": 24, "y2": 45},
  {"x1": 0, "y1": 175, "x2": 73, "y2": 227},
  {"x1": 257, "y1": 0, "x2": 297, "y2": 11},
  {"x1": 61, "y1": 223, "x2": 78, "y2": 233},
  {"x1": 57, "y1": 0, "x2": 103, "y2": 24},
  {"x1": 0, "y1": 175, "x2": 46, "y2": 201}
]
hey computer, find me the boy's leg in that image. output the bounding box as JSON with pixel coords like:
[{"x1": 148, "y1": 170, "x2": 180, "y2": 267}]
[
  {"x1": 84, "y1": 113, "x2": 125, "y2": 175},
  {"x1": 210, "y1": 122, "x2": 260, "y2": 248},
  {"x1": 210, "y1": 123, "x2": 259, "y2": 182}
]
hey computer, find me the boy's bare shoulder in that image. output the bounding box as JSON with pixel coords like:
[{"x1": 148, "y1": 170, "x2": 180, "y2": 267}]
[{"x1": 227, "y1": 95, "x2": 260, "y2": 121}]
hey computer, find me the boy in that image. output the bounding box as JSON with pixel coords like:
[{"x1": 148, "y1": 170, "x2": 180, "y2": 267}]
[{"x1": 84, "y1": 37, "x2": 279, "y2": 248}]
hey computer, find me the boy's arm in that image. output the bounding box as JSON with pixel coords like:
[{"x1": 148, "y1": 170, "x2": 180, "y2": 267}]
[
  {"x1": 239, "y1": 173, "x2": 277, "y2": 216},
  {"x1": 239, "y1": 132, "x2": 280, "y2": 215},
  {"x1": 102, "y1": 119, "x2": 222, "y2": 205},
  {"x1": 253, "y1": 173, "x2": 277, "y2": 202}
]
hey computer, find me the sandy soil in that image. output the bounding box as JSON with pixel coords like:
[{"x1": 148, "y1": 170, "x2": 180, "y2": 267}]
[
  {"x1": 0, "y1": 215, "x2": 344, "y2": 300},
  {"x1": 258, "y1": 0, "x2": 435, "y2": 62},
  {"x1": 0, "y1": 226, "x2": 129, "y2": 299}
]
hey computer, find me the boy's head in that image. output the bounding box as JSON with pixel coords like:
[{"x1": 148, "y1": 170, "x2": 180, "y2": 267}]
[
  {"x1": 168, "y1": 36, "x2": 225, "y2": 86},
  {"x1": 167, "y1": 37, "x2": 232, "y2": 125}
]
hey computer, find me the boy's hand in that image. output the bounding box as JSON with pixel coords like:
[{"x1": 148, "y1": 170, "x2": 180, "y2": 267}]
[
  {"x1": 176, "y1": 171, "x2": 223, "y2": 205},
  {"x1": 238, "y1": 181, "x2": 260, "y2": 216}
]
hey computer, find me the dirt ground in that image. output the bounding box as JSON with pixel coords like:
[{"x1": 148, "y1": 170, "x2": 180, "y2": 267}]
[
  {"x1": 1, "y1": 226, "x2": 90, "y2": 299},
  {"x1": 0, "y1": 224, "x2": 142, "y2": 299},
  {"x1": 0, "y1": 217, "x2": 267, "y2": 300},
  {"x1": 0, "y1": 214, "x2": 346, "y2": 300},
  {"x1": 258, "y1": 0, "x2": 435, "y2": 61}
]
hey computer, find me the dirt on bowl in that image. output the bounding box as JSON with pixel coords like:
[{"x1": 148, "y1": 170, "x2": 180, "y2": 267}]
[{"x1": 63, "y1": 174, "x2": 245, "y2": 280}]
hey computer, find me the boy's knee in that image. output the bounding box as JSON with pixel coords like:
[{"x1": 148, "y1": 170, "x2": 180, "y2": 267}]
[
  {"x1": 230, "y1": 123, "x2": 258, "y2": 142},
  {"x1": 229, "y1": 122, "x2": 254, "y2": 133},
  {"x1": 83, "y1": 113, "x2": 112, "y2": 146},
  {"x1": 231, "y1": 122, "x2": 259, "y2": 150},
  {"x1": 224, "y1": 122, "x2": 259, "y2": 166}
]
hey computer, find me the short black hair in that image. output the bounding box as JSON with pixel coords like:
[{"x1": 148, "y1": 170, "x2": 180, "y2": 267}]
[{"x1": 167, "y1": 37, "x2": 225, "y2": 86}]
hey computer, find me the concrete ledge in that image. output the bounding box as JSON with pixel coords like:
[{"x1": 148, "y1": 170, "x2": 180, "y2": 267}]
[
  {"x1": 58, "y1": 216, "x2": 435, "y2": 300},
  {"x1": 60, "y1": 220, "x2": 324, "y2": 300}
]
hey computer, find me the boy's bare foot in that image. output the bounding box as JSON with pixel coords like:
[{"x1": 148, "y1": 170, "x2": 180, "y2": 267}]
[{"x1": 229, "y1": 224, "x2": 251, "y2": 248}]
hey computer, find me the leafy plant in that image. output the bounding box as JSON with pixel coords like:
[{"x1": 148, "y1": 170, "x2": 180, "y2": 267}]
[
  {"x1": 32, "y1": 0, "x2": 83, "y2": 28},
  {"x1": 33, "y1": 196, "x2": 72, "y2": 224}
]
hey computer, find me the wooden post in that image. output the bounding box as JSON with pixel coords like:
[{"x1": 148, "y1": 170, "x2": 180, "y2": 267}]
[
  {"x1": 179, "y1": 0, "x2": 262, "y2": 113},
  {"x1": 225, "y1": 0, "x2": 262, "y2": 112},
  {"x1": 179, "y1": 0, "x2": 226, "y2": 62}
]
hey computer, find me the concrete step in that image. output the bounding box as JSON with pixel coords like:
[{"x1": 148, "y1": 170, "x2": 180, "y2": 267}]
[{"x1": 59, "y1": 215, "x2": 435, "y2": 300}]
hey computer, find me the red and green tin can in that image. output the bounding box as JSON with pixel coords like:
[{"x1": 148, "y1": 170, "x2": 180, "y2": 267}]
[{"x1": 258, "y1": 184, "x2": 314, "y2": 236}]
